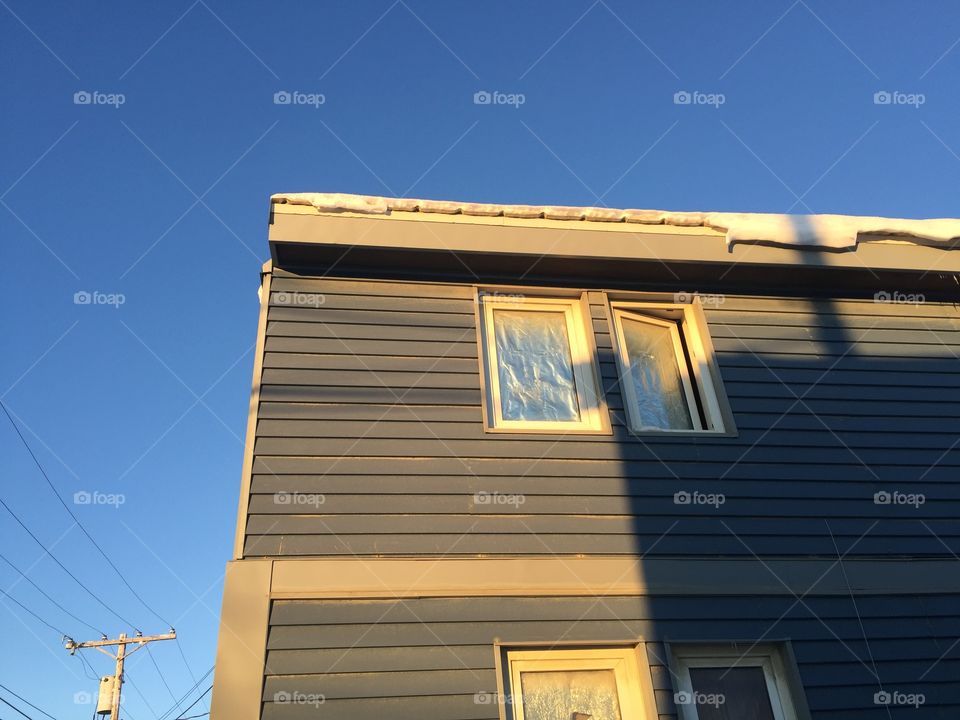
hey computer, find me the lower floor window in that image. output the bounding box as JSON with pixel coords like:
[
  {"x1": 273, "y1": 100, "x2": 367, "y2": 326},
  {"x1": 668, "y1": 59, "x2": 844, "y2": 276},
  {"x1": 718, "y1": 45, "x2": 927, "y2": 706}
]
[
  {"x1": 671, "y1": 645, "x2": 803, "y2": 720},
  {"x1": 504, "y1": 647, "x2": 655, "y2": 720}
]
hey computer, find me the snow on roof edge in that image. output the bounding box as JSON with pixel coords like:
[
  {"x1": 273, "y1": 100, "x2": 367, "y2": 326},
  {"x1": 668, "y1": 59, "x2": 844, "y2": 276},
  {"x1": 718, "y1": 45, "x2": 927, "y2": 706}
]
[{"x1": 271, "y1": 193, "x2": 960, "y2": 252}]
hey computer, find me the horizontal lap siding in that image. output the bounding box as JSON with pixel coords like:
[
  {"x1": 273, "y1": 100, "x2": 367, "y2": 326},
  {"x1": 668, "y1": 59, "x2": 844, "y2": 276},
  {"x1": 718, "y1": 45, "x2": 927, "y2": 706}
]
[
  {"x1": 261, "y1": 594, "x2": 960, "y2": 720},
  {"x1": 247, "y1": 273, "x2": 960, "y2": 558}
]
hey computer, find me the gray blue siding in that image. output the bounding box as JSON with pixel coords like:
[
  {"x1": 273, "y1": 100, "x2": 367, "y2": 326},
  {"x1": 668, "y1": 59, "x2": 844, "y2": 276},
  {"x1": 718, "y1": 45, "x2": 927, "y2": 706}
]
[
  {"x1": 245, "y1": 271, "x2": 960, "y2": 560},
  {"x1": 261, "y1": 594, "x2": 960, "y2": 719}
]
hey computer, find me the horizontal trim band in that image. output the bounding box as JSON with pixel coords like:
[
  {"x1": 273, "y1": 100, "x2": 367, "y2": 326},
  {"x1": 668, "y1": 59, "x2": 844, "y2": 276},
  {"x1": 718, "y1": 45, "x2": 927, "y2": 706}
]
[{"x1": 266, "y1": 556, "x2": 960, "y2": 598}]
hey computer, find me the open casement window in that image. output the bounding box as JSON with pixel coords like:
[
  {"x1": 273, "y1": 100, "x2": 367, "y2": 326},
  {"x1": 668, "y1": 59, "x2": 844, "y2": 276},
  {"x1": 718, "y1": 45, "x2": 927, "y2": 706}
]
[
  {"x1": 479, "y1": 295, "x2": 606, "y2": 432},
  {"x1": 671, "y1": 646, "x2": 803, "y2": 720},
  {"x1": 505, "y1": 648, "x2": 655, "y2": 720},
  {"x1": 610, "y1": 301, "x2": 728, "y2": 433}
]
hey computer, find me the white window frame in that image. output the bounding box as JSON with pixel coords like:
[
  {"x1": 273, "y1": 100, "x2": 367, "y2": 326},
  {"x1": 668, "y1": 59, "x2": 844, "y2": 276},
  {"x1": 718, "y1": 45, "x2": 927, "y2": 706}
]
[
  {"x1": 478, "y1": 294, "x2": 606, "y2": 432},
  {"x1": 672, "y1": 646, "x2": 802, "y2": 720},
  {"x1": 504, "y1": 647, "x2": 655, "y2": 720},
  {"x1": 609, "y1": 301, "x2": 726, "y2": 434}
]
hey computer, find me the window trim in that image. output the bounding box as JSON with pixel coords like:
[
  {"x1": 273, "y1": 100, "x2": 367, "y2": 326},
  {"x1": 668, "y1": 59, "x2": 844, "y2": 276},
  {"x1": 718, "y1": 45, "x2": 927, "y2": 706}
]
[
  {"x1": 669, "y1": 644, "x2": 805, "y2": 720},
  {"x1": 501, "y1": 646, "x2": 657, "y2": 720},
  {"x1": 608, "y1": 300, "x2": 731, "y2": 435},
  {"x1": 477, "y1": 293, "x2": 609, "y2": 433}
]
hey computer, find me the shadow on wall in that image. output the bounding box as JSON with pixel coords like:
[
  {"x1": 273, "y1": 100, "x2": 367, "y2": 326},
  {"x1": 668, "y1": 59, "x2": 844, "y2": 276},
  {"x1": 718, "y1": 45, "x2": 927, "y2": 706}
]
[{"x1": 618, "y1": 227, "x2": 960, "y2": 718}]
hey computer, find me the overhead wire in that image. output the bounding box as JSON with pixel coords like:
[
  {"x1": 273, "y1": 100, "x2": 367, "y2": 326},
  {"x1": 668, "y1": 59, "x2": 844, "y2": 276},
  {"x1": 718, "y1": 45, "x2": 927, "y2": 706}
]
[
  {"x1": 122, "y1": 669, "x2": 159, "y2": 719},
  {"x1": 146, "y1": 645, "x2": 178, "y2": 703},
  {"x1": 0, "y1": 685, "x2": 56, "y2": 720},
  {"x1": 0, "y1": 585, "x2": 69, "y2": 637},
  {"x1": 2, "y1": 401, "x2": 188, "y2": 711},
  {"x1": 77, "y1": 651, "x2": 101, "y2": 681},
  {"x1": 1, "y1": 400, "x2": 173, "y2": 630},
  {"x1": 0, "y1": 550, "x2": 105, "y2": 635},
  {"x1": 172, "y1": 686, "x2": 211, "y2": 720},
  {"x1": 0, "y1": 496, "x2": 137, "y2": 629},
  {"x1": 156, "y1": 666, "x2": 214, "y2": 720},
  {"x1": 0, "y1": 697, "x2": 33, "y2": 720}
]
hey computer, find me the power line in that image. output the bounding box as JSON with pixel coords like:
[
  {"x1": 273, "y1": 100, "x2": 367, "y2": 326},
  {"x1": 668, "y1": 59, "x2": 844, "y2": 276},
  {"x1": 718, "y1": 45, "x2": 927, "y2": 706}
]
[
  {"x1": 146, "y1": 645, "x2": 177, "y2": 703},
  {"x1": 1, "y1": 401, "x2": 173, "y2": 630},
  {"x1": 2, "y1": 403, "x2": 186, "y2": 717},
  {"x1": 0, "y1": 697, "x2": 33, "y2": 720},
  {"x1": 0, "y1": 685, "x2": 56, "y2": 720},
  {"x1": 157, "y1": 666, "x2": 213, "y2": 720},
  {"x1": 0, "y1": 549, "x2": 105, "y2": 635},
  {"x1": 174, "y1": 637, "x2": 197, "y2": 684},
  {"x1": 0, "y1": 496, "x2": 137, "y2": 629},
  {"x1": 78, "y1": 651, "x2": 101, "y2": 681},
  {"x1": 0, "y1": 584, "x2": 69, "y2": 637},
  {"x1": 172, "y1": 686, "x2": 211, "y2": 720},
  {"x1": 123, "y1": 669, "x2": 159, "y2": 720}
]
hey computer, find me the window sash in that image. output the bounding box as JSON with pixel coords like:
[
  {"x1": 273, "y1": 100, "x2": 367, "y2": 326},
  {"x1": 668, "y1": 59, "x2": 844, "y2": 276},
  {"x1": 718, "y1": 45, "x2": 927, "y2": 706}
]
[
  {"x1": 610, "y1": 301, "x2": 726, "y2": 433},
  {"x1": 612, "y1": 309, "x2": 702, "y2": 431},
  {"x1": 506, "y1": 648, "x2": 650, "y2": 720},
  {"x1": 480, "y1": 297, "x2": 603, "y2": 431},
  {"x1": 673, "y1": 651, "x2": 799, "y2": 720}
]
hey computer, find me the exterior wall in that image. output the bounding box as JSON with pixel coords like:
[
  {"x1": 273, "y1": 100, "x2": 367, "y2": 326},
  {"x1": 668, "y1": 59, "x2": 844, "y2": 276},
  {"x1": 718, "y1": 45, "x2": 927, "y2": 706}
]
[
  {"x1": 261, "y1": 593, "x2": 960, "y2": 720},
  {"x1": 242, "y1": 270, "x2": 960, "y2": 560},
  {"x1": 211, "y1": 244, "x2": 960, "y2": 720}
]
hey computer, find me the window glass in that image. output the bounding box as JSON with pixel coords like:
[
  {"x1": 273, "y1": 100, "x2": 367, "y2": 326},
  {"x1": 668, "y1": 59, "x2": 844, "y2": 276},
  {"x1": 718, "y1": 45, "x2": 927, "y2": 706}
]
[
  {"x1": 520, "y1": 669, "x2": 623, "y2": 720},
  {"x1": 619, "y1": 315, "x2": 693, "y2": 430},
  {"x1": 688, "y1": 666, "x2": 775, "y2": 720},
  {"x1": 493, "y1": 309, "x2": 580, "y2": 422}
]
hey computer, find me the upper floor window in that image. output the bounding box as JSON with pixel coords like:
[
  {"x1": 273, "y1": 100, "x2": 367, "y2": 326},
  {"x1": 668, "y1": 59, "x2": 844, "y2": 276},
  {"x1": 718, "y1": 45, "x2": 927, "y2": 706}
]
[
  {"x1": 477, "y1": 291, "x2": 731, "y2": 435},
  {"x1": 609, "y1": 301, "x2": 728, "y2": 434},
  {"x1": 478, "y1": 294, "x2": 606, "y2": 432}
]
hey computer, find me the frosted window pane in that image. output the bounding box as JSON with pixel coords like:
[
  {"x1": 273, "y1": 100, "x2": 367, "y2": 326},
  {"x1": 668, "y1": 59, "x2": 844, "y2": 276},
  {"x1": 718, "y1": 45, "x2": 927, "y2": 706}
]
[
  {"x1": 519, "y1": 669, "x2": 622, "y2": 720},
  {"x1": 493, "y1": 310, "x2": 580, "y2": 422},
  {"x1": 688, "y1": 666, "x2": 776, "y2": 720},
  {"x1": 620, "y1": 316, "x2": 693, "y2": 430}
]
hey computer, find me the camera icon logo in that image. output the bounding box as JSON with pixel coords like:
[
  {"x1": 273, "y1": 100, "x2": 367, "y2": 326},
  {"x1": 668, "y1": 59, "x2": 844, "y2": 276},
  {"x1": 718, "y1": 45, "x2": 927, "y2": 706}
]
[
  {"x1": 74, "y1": 91, "x2": 92, "y2": 105},
  {"x1": 674, "y1": 491, "x2": 692, "y2": 505},
  {"x1": 873, "y1": 491, "x2": 891, "y2": 505},
  {"x1": 74, "y1": 491, "x2": 92, "y2": 505},
  {"x1": 474, "y1": 90, "x2": 492, "y2": 105},
  {"x1": 74, "y1": 290, "x2": 92, "y2": 305},
  {"x1": 673, "y1": 91, "x2": 692, "y2": 105},
  {"x1": 873, "y1": 91, "x2": 892, "y2": 105},
  {"x1": 274, "y1": 91, "x2": 292, "y2": 105},
  {"x1": 473, "y1": 691, "x2": 494, "y2": 705}
]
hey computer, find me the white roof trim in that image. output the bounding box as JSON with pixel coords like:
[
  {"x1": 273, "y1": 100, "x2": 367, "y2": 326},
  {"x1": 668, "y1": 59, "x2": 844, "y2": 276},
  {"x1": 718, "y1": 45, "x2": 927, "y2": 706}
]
[{"x1": 271, "y1": 193, "x2": 960, "y2": 252}]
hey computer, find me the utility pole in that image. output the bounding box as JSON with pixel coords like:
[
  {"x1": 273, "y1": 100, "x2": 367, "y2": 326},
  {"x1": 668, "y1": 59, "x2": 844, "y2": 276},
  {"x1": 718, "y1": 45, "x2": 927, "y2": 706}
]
[{"x1": 65, "y1": 630, "x2": 176, "y2": 720}]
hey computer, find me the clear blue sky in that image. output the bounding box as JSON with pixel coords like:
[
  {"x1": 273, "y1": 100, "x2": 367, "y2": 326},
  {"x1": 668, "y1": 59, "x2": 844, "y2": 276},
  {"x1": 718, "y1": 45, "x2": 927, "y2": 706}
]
[{"x1": 2, "y1": 1, "x2": 959, "y2": 717}]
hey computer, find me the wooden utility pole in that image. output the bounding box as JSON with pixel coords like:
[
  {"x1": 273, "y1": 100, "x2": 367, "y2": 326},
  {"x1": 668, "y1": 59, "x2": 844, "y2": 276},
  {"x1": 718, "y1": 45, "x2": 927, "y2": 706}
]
[{"x1": 65, "y1": 630, "x2": 176, "y2": 720}]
